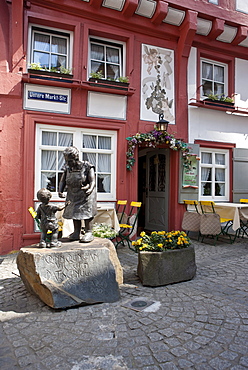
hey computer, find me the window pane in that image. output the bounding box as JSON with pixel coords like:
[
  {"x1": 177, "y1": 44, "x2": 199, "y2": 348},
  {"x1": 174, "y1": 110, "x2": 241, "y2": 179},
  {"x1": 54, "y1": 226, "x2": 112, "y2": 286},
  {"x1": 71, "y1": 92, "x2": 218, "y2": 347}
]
[
  {"x1": 91, "y1": 61, "x2": 105, "y2": 77},
  {"x1": 51, "y1": 36, "x2": 67, "y2": 54},
  {"x1": 83, "y1": 152, "x2": 96, "y2": 166},
  {"x1": 214, "y1": 65, "x2": 224, "y2": 83},
  {"x1": 202, "y1": 62, "x2": 213, "y2": 80},
  {"x1": 91, "y1": 44, "x2": 104, "y2": 61},
  {"x1": 98, "y1": 154, "x2": 111, "y2": 172},
  {"x1": 41, "y1": 150, "x2": 56, "y2": 170},
  {"x1": 201, "y1": 167, "x2": 211, "y2": 181},
  {"x1": 202, "y1": 153, "x2": 212, "y2": 164},
  {"x1": 42, "y1": 131, "x2": 57, "y2": 146},
  {"x1": 106, "y1": 47, "x2": 119, "y2": 63},
  {"x1": 216, "y1": 183, "x2": 225, "y2": 196},
  {"x1": 51, "y1": 55, "x2": 66, "y2": 69},
  {"x1": 58, "y1": 152, "x2": 65, "y2": 170},
  {"x1": 41, "y1": 172, "x2": 56, "y2": 191},
  {"x1": 83, "y1": 135, "x2": 96, "y2": 148},
  {"x1": 202, "y1": 182, "x2": 211, "y2": 196},
  {"x1": 107, "y1": 64, "x2": 120, "y2": 79},
  {"x1": 97, "y1": 174, "x2": 110, "y2": 193},
  {"x1": 214, "y1": 83, "x2": 224, "y2": 96},
  {"x1": 58, "y1": 133, "x2": 73, "y2": 147},
  {"x1": 215, "y1": 168, "x2": 225, "y2": 182},
  {"x1": 33, "y1": 51, "x2": 49, "y2": 68},
  {"x1": 215, "y1": 153, "x2": 225, "y2": 165},
  {"x1": 202, "y1": 80, "x2": 213, "y2": 96},
  {"x1": 34, "y1": 33, "x2": 50, "y2": 52},
  {"x1": 98, "y1": 136, "x2": 111, "y2": 149}
]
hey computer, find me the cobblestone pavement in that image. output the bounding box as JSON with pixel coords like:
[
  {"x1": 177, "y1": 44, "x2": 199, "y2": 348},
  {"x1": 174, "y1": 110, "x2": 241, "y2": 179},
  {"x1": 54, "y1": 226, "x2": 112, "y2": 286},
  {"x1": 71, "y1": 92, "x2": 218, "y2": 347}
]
[{"x1": 0, "y1": 239, "x2": 248, "y2": 370}]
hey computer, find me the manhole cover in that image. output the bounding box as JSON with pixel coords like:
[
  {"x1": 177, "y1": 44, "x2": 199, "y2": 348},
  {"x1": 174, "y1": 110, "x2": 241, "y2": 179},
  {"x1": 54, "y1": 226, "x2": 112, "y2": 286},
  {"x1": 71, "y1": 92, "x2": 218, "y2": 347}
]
[
  {"x1": 131, "y1": 300, "x2": 148, "y2": 308},
  {"x1": 123, "y1": 297, "x2": 156, "y2": 311}
]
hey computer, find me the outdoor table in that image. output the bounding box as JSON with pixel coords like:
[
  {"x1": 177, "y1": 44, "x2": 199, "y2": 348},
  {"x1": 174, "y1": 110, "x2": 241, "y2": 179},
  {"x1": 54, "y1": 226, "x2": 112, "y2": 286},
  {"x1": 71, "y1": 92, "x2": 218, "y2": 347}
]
[{"x1": 202, "y1": 202, "x2": 248, "y2": 231}]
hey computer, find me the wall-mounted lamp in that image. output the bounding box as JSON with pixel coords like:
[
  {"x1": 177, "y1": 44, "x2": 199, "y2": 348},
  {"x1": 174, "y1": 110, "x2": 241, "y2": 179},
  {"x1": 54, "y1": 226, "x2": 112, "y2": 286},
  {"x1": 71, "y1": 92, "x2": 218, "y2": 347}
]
[{"x1": 156, "y1": 114, "x2": 169, "y2": 132}]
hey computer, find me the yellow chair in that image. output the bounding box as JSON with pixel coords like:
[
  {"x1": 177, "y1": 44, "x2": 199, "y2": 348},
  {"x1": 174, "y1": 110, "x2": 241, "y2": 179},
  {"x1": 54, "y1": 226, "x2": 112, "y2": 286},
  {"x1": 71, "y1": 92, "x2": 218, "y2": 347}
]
[
  {"x1": 115, "y1": 201, "x2": 142, "y2": 250},
  {"x1": 116, "y1": 200, "x2": 128, "y2": 224},
  {"x1": 199, "y1": 201, "x2": 233, "y2": 243},
  {"x1": 238, "y1": 199, "x2": 248, "y2": 238},
  {"x1": 182, "y1": 200, "x2": 201, "y2": 239}
]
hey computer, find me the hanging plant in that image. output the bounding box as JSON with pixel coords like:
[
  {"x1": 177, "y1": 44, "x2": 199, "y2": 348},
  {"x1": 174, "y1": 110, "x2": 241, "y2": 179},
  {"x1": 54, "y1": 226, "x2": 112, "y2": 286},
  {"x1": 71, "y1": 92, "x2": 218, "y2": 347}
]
[{"x1": 126, "y1": 127, "x2": 190, "y2": 171}]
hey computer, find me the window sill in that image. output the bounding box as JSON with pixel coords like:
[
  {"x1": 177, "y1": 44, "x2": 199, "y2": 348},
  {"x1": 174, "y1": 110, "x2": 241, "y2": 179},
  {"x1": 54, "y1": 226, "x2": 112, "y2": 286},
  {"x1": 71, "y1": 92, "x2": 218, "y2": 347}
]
[
  {"x1": 189, "y1": 99, "x2": 235, "y2": 112},
  {"x1": 22, "y1": 73, "x2": 136, "y2": 95},
  {"x1": 83, "y1": 79, "x2": 135, "y2": 96}
]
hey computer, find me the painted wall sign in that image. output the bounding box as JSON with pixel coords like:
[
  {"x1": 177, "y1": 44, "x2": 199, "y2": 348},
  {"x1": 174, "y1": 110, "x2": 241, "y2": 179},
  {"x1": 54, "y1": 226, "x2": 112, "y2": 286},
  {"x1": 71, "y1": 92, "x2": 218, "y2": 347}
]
[
  {"x1": 24, "y1": 84, "x2": 71, "y2": 114},
  {"x1": 140, "y1": 43, "x2": 175, "y2": 123},
  {"x1": 182, "y1": 155, "x2": 199, "y2": 188}
]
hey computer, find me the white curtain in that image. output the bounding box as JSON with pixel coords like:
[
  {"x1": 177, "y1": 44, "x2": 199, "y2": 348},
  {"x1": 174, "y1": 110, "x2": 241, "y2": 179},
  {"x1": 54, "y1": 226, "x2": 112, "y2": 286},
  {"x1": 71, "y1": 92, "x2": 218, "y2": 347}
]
[
  {"x1": 201, "y1": 153, "x2": 212, "y2": 195},
  {"x1": 215, "y1": 168, "x2": 225, "y2": 196},
  {"x1": 41, "y1": 131, "x2": 73, "y2": 188},
  {"x1": 202, "y1": 62, "x2": 212, "y2": 80}
]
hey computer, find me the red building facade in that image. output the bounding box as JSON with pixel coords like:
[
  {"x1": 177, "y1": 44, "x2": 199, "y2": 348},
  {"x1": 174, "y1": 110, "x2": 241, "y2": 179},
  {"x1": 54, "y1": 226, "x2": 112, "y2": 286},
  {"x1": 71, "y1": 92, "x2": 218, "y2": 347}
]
[{"x1": 1, "y1": 0, "x2": 248, "y2": 254}]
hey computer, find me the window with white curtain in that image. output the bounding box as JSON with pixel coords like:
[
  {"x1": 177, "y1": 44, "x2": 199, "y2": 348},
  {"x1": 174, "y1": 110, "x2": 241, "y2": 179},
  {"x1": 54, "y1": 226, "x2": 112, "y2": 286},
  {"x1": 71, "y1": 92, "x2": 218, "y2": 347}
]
[
  {"x1": 199, "y1": 149, "x2": 229, "y2": 201},
  {"x1": 28, "y1": 25, "x2": 72, "y2": 72},
  {"x1": 35, "y1": 125, "x2": 117, "y2": 201},
  {"x1": 89, "y1": 37, "x2": 125, "y2": 80},
  {"x1": 201, "y1": 58, "x2": 227, "y2": 98}
]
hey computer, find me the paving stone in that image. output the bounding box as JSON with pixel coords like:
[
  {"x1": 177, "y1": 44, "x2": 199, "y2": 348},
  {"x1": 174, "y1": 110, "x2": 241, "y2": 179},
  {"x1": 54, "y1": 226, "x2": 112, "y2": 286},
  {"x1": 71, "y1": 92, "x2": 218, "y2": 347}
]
[{"x1": 0, "y1": 240, "x2": 248, "y2": 369}]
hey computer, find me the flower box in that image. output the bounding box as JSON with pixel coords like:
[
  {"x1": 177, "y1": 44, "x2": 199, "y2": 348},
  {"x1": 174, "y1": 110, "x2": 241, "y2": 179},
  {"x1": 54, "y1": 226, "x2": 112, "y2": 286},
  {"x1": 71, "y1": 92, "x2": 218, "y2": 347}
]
[
  {"x1": 203, "y1": 98, "x2": 235, "y2": 109},
  {"x1": 137, "y1": 245, "x2": 196, "y2": 287},
  {"x1": 28, "y1": 69, "x2": 73, "y2": 82},
  {"x1": 88, "y1": 78, "x2": 129, "y2": 90}
]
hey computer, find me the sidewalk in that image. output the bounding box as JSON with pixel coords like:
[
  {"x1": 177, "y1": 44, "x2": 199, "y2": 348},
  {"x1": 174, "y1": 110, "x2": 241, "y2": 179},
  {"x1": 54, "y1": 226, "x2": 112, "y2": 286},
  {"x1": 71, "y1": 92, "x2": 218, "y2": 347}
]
[{"x1": 0, "y1": 239, "x2": 248, "y2": 369}]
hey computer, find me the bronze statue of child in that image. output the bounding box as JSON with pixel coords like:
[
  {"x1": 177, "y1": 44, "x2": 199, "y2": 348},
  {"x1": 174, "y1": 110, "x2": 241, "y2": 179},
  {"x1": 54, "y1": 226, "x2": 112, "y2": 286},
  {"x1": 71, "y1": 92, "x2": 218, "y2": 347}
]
[{"x1": 36, "y1": 188, "x2": 68, "y2": 248}]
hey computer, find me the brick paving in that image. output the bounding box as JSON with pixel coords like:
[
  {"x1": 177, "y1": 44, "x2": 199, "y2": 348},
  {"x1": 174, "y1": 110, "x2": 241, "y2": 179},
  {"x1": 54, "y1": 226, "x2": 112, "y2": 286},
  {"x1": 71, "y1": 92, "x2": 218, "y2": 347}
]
[{"x1": 0, "y1": 239, "x2": 248, "y2": 369}]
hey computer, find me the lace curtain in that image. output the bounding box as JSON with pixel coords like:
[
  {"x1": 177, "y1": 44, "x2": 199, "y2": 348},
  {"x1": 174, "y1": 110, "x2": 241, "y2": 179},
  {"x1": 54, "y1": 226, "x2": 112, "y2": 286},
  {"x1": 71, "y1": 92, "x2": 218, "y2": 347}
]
[
  {"x1": 41, "y1": 132, "x2": 73, "y2": 190},
  {"x1": 33, "y1": 33, "x2": 67, "y2": 69}
]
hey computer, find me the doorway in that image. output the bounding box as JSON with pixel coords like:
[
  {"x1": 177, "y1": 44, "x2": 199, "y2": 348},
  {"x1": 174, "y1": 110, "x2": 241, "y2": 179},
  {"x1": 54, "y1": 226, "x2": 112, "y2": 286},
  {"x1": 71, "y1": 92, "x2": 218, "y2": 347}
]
[{"x1": 138, "y1": 148, "x2": 170, "y2": 232}]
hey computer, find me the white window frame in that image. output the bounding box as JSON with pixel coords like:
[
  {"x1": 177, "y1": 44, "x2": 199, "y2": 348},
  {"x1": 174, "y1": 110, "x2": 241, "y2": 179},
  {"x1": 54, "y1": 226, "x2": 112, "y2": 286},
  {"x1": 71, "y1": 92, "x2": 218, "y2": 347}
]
[
  {"x1": 28, "y1": 24, "x2": 73, "y2": 71},
  {"x1": 88, "y1": 36, "x2": 126, "y2": 79},
  {"x1": 199, "y1": 148, "x2": 229, "y2": 202},
  {"x1": 35, "y1": 124, "x2": 117, "y2": 202},
  {"x1": 200, "y1": 58, "x2": 228, "y2": 99}
]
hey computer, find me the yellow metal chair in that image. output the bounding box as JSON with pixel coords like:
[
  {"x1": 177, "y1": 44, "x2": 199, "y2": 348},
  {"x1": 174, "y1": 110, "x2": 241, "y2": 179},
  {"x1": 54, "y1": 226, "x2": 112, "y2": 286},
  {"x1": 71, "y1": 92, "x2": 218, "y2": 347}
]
[
  {"x1": 182, "y1": 200, "x2": 201, "y2": 239},
  {"x1": 199, "y1": 201, "x2": 233, "y2": 243},
  {"x1": 238, "y1": 199, "x2": 248, "y2": 238},
  {"x1": 116, "y1": 200, "x2": 128, "y2": 224},
  {"x1": 115, "y1": 201, "x2": 142, "y2": 250}
]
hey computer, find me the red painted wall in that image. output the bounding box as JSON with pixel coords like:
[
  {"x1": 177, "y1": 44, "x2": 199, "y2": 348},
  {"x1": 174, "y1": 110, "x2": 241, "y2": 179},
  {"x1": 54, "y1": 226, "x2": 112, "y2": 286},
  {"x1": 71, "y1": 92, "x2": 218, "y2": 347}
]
[{"x1": 1, "y1": 0, "x2": 248, "y2": 254}]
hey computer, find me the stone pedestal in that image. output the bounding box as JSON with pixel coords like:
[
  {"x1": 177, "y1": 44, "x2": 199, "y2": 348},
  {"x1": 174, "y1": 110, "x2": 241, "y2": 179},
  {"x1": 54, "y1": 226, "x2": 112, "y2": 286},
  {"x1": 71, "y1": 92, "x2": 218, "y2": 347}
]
[
  {"x1": 137, "y1": 245, "x2": 196, "y2": 287},
  {"x1": 16, "y1": 238, "x2": 123, "y2": 309}
]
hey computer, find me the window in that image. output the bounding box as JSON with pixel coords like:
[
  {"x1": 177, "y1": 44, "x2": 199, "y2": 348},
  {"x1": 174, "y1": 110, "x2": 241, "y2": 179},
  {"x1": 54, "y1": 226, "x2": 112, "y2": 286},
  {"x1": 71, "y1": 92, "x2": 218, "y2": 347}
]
[
  {"x1": 89, "y1": 37, "x2": 125, "y2": 79},
  {"x1": 199, "y1": 149, "x2": 229, "y2": 201},
  {"x1": 36, "y1": 125, "x2": 117, "y2": 201},
  {"x1": 201, "y1": 59, "x2": 228, "y2": 97},
  {"x1": 28, "y1": 25, "x2": 72, "y2": 71}
]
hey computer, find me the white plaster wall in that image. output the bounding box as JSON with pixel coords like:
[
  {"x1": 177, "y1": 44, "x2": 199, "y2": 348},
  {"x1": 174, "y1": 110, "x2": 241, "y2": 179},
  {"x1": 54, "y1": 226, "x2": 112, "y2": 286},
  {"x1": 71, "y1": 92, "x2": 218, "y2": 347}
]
[{"x1": 188, "y1": 48, "x2": 248, "y2": 149}]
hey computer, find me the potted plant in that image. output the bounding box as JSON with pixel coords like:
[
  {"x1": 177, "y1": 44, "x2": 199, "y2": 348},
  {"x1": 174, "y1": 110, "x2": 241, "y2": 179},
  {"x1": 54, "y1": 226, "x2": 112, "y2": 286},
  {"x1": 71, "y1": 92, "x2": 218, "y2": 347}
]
[
  {"x1": 28, "y1": 63, "x2": 73, "y2": 80},
  {"x1": 132, "y1": 230, "x2": 196, "y2": 287},
  {"x1": 204, "y1": 93, "x2": 235, "y2": 109},
  {"x1": 92, "y1": 223, "x2": 117, "y2": 240}
]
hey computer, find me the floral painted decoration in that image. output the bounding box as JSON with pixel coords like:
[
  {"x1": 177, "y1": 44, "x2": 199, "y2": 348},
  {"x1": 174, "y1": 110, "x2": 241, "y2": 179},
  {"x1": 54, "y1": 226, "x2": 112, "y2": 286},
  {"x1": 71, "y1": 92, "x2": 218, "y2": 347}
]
[
  {"x1": 126, "y1": 128, "x2": 190, "y2": 170},
  {"x1": 132, "y1": 230, "x2": 191, "y2": 252}
]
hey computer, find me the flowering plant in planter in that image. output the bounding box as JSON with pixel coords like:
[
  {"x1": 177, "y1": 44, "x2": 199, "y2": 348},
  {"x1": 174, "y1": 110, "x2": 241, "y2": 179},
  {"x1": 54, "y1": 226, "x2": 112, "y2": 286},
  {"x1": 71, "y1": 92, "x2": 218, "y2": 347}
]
[
  {"x1": 92, "y1": 223, "x2": 117, "y2": 239},
  {"x1": 126, "y1": 129, "x2": 190, "y2": 171},
  {"x1": 132, "y1": 230, "x2": 191, "y2": 252}
]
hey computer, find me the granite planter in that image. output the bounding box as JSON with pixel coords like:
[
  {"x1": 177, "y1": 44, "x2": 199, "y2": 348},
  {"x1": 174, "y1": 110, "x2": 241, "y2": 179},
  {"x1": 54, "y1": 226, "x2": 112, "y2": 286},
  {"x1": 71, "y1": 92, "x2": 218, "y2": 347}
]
[{"x1": 137, "y1": 245, "x2": 196, "y2": 287}]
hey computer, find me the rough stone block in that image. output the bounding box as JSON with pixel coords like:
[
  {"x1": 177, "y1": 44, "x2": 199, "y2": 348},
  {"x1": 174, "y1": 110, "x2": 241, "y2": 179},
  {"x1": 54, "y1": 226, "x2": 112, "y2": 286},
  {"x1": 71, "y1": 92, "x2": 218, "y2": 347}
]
[
  {"x1": 137, "y1": 245, "x2": 197, "y2": 287},
  {"x1": 16, "y1": 238, "x2": 123, "y2": 308}
]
